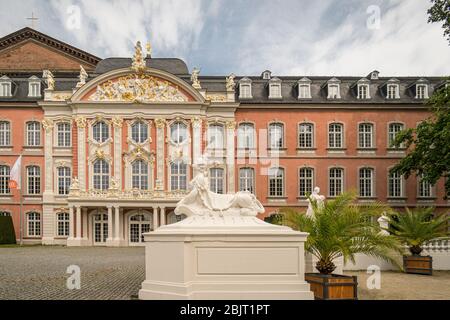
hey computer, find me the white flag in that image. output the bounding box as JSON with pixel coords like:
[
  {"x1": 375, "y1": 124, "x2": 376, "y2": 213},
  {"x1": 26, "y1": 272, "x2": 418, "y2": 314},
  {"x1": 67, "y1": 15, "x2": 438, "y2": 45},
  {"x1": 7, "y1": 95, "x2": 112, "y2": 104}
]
[{"x1": 9, "y1": 155, "x2": 22, "y2": 190}]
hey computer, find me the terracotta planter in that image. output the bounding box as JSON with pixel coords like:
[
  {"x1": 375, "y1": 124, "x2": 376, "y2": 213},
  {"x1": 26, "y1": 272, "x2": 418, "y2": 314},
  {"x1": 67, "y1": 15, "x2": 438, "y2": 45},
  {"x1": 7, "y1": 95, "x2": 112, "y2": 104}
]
[
  {"x1": 403, "y1": 255, "x2": 432, "y2": 275},
  {"x1": 305, "y1": 273, "x2": 358, "y2": 300}
]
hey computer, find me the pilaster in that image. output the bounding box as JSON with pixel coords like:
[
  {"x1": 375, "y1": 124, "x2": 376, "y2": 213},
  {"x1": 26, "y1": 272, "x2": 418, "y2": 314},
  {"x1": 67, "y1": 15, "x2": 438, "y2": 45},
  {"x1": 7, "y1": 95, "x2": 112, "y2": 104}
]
[
  {"x1": 226, "y1": 121, "x2": 236, "y2": 193},
  {"x1": 155, "y1": 119, "x2": 166, "y2": 190}
]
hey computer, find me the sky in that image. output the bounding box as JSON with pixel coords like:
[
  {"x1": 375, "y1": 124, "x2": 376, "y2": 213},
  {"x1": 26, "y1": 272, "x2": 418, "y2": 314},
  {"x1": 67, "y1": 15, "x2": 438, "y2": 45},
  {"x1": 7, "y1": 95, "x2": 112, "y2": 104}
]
[{"x1": 0, "y1": 0, "x2": 449, "y2": 77}]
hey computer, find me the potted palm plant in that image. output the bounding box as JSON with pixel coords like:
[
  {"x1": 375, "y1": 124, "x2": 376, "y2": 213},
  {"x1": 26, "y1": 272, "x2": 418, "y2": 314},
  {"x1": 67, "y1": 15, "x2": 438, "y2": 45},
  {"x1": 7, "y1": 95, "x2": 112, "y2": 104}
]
[
  {"x1": 387, "y1": 207, "x2": 449, "y2": 275},
  {"x1": 277, "y1": 192, "x2": 402, "y2": 300}
]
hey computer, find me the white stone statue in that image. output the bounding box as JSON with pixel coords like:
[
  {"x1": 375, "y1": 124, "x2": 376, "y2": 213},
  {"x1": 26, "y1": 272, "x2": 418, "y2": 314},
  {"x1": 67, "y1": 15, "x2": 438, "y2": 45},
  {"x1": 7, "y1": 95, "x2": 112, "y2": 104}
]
[
  {"x1": 70, "y1": 177, "x2": 79, "y2": 190},
  {"x1": 43, "y1": 70, "x2": 55, "y2": 90},
  {"x1": 191, "y1": 67, "x2": 201, "y2": 89},
  {"x1": 226, "y1": 73, "x2": 236, "y2": 91},
  {"x1": 378, "y1": 213, "x2": 390, "y2": 236},
  {"x1": 175, "y1": 156, "x2": 264, "y2": 218},
  {"x1": 306, "y1": 187, "x2": 325, "y2": 217},
  {"x1": 77, "y1": 65, "x2": 88, "y2": 87}
]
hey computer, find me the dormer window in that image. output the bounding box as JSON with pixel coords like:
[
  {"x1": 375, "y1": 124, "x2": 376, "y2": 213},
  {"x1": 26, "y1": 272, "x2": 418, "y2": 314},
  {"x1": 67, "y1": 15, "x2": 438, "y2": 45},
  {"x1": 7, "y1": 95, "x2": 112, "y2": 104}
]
[
  {"x1": 385, "y1": 79, "x2": 400, "y2": 99},
  {"x1": 28, "y1": 76, "x2": 41, "y2": 98},
  {"x1": 415, "y1": 79, "x2": 429, "y2": 99},
  {"x1": 297, "y1": 78, "x2": 312, "y2": 99},
  {"x1": 0, "y1": 76, "x2": 12, "y2": 97},
  {"x1": 239, "y1": 78, "x2": 253, "y2": 99},
  {"x1": 356, "y1": 78, "x2": 371, "y2": 99},
  {"x1": 262, "y1": 70, "x2": 272, "y2": 80},
  {"x1": 268, "y1": 77, "x2": 282, "y2": 99},
  {"x1": 327, "y1": 78, "x2": 341, "y2": 99},
  {"x1": 369, "y1": 70, "x2": 380, "y2": 80}
]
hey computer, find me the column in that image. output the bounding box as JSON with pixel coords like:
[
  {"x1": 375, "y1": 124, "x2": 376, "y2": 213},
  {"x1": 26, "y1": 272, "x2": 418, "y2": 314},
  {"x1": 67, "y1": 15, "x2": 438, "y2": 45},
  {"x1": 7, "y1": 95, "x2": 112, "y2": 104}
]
[
  {"x1": 226, "y1": 121, "x2": 236, "y2": 193},
  {"x1": 153, "y1": 207, "x2": 159, "y2": 229},
  {"x1": 114, "y1": 206, "x2": 120, "y2": 241},
  {"x1": 75, "y1": 117, "x2": 87, "y2": 191},
  {"x1": 155, "y1": 119, "x2": 166, "y2": 190},
  {"x1": 76, "y1": 206, "x2": 82, "y2": 239},
  {"x1": 82, "y1": 208, "x2": 88, "y2": 239},
  {"x1": 42, "y1": 119, "x2": 54, "y2": 199},
  {"x1": 192, "y1": 117, "x2": 202, "y2": 177},
  {"x1": 107, "y1": 206, "x2": 113, "y2": 242},
  {"x1": 68, "y1": 206, "x2": 74, "y2": 239},
  {"x1": 160, "y1": 207, "x2": 166, "y2": 226},
  {"x1": 112, "y1": 117, "x2": 123, "y2": 187}
]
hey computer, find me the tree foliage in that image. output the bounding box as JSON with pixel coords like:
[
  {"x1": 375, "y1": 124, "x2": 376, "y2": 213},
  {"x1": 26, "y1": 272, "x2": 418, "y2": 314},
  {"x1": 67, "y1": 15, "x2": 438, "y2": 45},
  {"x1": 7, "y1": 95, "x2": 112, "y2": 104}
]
[
  {"x1": 392, "y1": 84, "x2": 450, "y2": 195},
  {"x1": 428, "y1": 0, "x2": 450, "y2": 44}
]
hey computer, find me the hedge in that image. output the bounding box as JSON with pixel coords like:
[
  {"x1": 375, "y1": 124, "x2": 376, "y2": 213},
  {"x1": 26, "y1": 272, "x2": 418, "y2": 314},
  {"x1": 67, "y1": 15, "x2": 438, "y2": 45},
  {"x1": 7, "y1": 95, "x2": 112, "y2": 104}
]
[{"x1": 0, "y1": 216, "x2": 16, "y2": 244}]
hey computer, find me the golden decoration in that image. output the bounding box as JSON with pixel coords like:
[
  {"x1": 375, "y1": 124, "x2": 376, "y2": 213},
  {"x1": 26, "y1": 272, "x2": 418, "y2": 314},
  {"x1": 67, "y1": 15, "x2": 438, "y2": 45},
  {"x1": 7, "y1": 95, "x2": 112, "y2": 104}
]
[
  {"x1": 74, "y1": 116, "x2": 87, "y2": 128},
  {"x1": 206, "y1": 94, "x2": 227, "y2": 102},
  {"x1": 154, "y1": 118, "x2": 166, "y2": 129},
  {"x1": 226, "y1": 121, "x2": 237, "y2": 130},
  {"x1": 112, "y1": 117, "x2": 123, "y2": 128},
  {"x1": 41, "y1": 119, "x2": 53, "y2": 132}
]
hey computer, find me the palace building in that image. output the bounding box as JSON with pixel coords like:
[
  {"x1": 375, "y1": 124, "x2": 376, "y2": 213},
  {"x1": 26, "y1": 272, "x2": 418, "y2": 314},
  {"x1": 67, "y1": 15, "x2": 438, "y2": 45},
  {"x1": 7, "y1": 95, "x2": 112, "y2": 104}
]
[{"x1": 0, "y1": 27, "x2": 448, "y2": 246}]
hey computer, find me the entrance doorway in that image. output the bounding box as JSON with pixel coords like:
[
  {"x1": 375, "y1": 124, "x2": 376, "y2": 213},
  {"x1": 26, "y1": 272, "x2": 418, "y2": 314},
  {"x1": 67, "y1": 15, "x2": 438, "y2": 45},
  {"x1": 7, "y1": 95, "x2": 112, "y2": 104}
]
[
  {"x1": 129, "y1": 212, "x2": 152, "y2": 246},
  {"x1": 93, "y1": 213, "x2": 108, "y2": 245}
]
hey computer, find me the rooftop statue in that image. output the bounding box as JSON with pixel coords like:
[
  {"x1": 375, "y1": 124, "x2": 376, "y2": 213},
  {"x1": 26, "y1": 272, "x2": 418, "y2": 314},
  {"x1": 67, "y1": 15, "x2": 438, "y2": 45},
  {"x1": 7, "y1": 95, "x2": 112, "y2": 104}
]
[
  {"x1": 226, "y1": 73, "x2": 236, "y2": 91},
  {"x1": 174, "y1": 156, "x2": 265, "y2": 218},
  {"x1": 191, "y1": 67, "x2": 201, "y2": 89},
  {"x1": 43, "y1": 70, "x2": 55, "y2": 90},
  {"x1": 132, "y1": 41, "x2": 146, "y2": 73},
  {"x1": 77, "y1": 65, "x2": 88, "y2": 87}
]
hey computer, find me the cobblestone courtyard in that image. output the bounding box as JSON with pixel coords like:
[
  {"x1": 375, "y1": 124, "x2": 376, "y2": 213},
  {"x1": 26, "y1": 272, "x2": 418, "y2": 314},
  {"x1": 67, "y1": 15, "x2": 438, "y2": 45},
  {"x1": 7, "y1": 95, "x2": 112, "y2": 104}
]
[{"x1": 1, "y1": 246, "x2": 449, "y2": 300}]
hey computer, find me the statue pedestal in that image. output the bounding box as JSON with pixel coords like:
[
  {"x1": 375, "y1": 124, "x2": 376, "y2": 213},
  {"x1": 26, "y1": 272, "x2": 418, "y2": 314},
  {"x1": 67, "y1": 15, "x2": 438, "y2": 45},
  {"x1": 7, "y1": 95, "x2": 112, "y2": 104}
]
[{"x1": 139, "y1": 216, "x2": 314, "y2": 300}]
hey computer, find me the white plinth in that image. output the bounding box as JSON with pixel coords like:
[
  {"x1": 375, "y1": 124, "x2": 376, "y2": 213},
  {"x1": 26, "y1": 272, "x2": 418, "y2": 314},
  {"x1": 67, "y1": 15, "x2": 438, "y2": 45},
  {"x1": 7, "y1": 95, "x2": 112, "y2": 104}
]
[{"x1": 139, "y1": 216, "x2": 314, "y2": 300}]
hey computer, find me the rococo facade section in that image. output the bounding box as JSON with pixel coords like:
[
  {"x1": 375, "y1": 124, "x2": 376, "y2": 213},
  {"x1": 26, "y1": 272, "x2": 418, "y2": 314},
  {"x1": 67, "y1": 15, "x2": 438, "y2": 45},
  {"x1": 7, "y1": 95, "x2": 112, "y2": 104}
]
[{"x1": 0, "y1": 28, "x2": 448, "y2": 246}]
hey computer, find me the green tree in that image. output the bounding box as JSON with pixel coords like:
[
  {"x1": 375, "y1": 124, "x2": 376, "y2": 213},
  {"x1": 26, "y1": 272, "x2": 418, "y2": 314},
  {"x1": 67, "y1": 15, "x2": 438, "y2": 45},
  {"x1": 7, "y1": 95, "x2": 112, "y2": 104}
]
[
  {"x1": 428, "y1": 0, "x2": 450, "y2": 44},
  {"x1": 277, "y1": 192, "x2": 402, "y2": 274},
  {"x1": 391, "y1": 85, "x2": 450, "y2": 196}
]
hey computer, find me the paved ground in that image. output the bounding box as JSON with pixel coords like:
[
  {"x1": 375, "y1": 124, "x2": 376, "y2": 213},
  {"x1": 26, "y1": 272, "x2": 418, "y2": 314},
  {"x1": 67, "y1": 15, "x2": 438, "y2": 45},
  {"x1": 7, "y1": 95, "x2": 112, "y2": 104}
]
[{"x1": 1, "y1": 246, "x2": 449, "y2": 300}]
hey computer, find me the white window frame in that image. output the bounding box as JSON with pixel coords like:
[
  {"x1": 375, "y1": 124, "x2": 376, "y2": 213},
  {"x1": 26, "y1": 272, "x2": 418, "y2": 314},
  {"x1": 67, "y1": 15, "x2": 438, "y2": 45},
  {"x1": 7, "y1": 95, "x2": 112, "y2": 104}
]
[
  {"x1": 131, "y1": 160, "x2": 149, "y2": 190},
  {"x1": 28, "y1": 77, "x2": 41, "y2": 97},
  {"x1": 93, "y1": 159, "x2": 110, "y2": 190},
  {"x1": 387, "y1": 83, "x2": 400, "y2": 99},
  {"x1": 329, "y1": 168, "x2": 344, "y2": 197},
  {"x1": 418, "y1": 175, "x2": 434, "y2": 198},
  {"x1": 210, "y1": 168, "x2": 225, "y2": 194},
  {"x1": 27, "y1": 212, "x2": 41, "y2": 237},
  {"x1": 298, "y1": 78, "x2": 312, "y2": 99},
  {"x1": 388, "y1": 123, "x2": 405, "y2": 148},
  {"x1": 131, "y1": 120, "x2": 149, "y2": 144},
  {"x1": 416, "y1": 84, "x2": 429, "y2": 99},
  {"x1": 26, "y1": 121, "x2": 41, "y2": 146},
  {"x1": 239, "y1": 78, "x2": 253, "y2": 99},
  {"x1": 57, "y1": 167, "x2": 71, "y2": 195},
  {"x1": 56, "y1": 122, "x2": 71, "y2": 147},
  {"x1": 268, "y1": 78, "x2": 282, "y2": 99},
  {"x1": 170, "y1": 121, "x2": 188, "y2": 145},
  {"x1": 358, "y1": 123, "x2": 374, "y2": 149},
  {"x1": 237, "y1": 123, "x2": 256, "y2": 149},
  {"x1": 207, "y1": 124, "x2": 225, "y2": 150},
  {"x1": 0, "y1": 165, "x2": 10, "y2": 195},
  {"x1": 0, "y1": 121, "x2": 11, "y2": 146},
  {"x1": 388, "y1": 170, "x2": 404, "y2": 198},
  {"x1": 357, "y1": 84, "x2": 370, "y2": 99},
  {"x1": 170, "y1": 161, "x2": 187, "y2": 191},
  {"x1": 328, "y1": 123, "x2": 344, "y2": 149},
  {"x1": 239, "y1": 167, "x2": 255, "y2": 194},
  {"x1": 92, "y1": 121, "x2": 109, "y2": 143},
  {"x1": 298, "y1": 123, "x2": 314, "y2": 149},
  {"x1": 26, "y1": 166, "x2": 41, "y2": 195},
  {"x1": 327, "y1": 78, "x2": 341, "y2": 99},
  {"x1": 268, "y1": 122, "x2": 284, "y2": 149},
  {"x1": 359, "y1": 167, "x2": 374, "y2": 198},
  {"x1": 268, "y1": 167, "x2": 285, "y2": 197},
  {"x1": 56, "y1": 212, "x2": 70, "y2": 237},
  {"x1": 299, "y1": 167, "x2": 314, "y2": 197},
  {"x1": 0, "y1": 76, "x2": 12, "y2": 97}
]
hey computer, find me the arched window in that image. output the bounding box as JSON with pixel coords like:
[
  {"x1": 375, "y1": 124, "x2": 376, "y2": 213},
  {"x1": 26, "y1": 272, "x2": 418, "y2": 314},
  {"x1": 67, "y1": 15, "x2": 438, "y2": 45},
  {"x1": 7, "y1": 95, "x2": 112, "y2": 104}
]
[
  {"x1": 299, "y1": 168, "x2": 314, "y2": 197},
  {"x1": 298, "y1": 123, "x2": 314, "y2": 148},
  {"x1": 207, "y1": 124, "x2": 224, "y2": 149},
  {"x1": 170, "y1": 122, "x2": 188, "y2": 144},
  {"x1": 131, "y1": 121, "x2": 148, "y2": 143},
  {"x1": 388, "y1": 123, "x2": 404, "y2": 148},
  {"x1": 329, "y1": 168, "x2": 344, "y2": 197},
  {"x1": 210, "y1": 168, "x2": 225, "y2": 194},
  {"x1": 93, "y1": 159, "x2": 109, "y2": 190},
  {"x1": 132, "y1": 160, "x2": 148, "y2": 190},
  {"x1": 27, "y1": 166, "x2": 40, "y2": 195},
  {"x1": 329, "y1": 123, "x2": 343, "y2": 149},
  {"x1": 171, "y1": 161, "x2": 187, "y2": 191},
  {"x1": 56, "y1": 212, "x2": 70, "y2": 237},
  {"x1": 0, "y1": 121, "x2": 11, "y2": 146},
  {"x1": 418, "y1": 174, "x2": 433, "y2": 198},
  {"x1": 27, "y1": 121, "x2": 41, "y2": 146},
  {"x1": 0, "y1": 165, "x2": 10, "y2": 194},
  {"x1": 388, "y1": 170, "x2": 403, "y2": 198},
  {"x1": 57, "y1": 167, "x2": 71, "y2": 195},
  {"x1": 239, "y1": 168, "x2": 255, "y2": 194},
  {"x1": 268, "y1": 123, "x2": 284, "y2": 149},
  {"x1": 358, "y1": 123, "x2": 374, "y2": 148},
  {"x1": 27, "y1": 212, "x2": 41, "y2": 237},
  {"x1": 359, "y1": 168, "x2": 374, "y2": 198},
  {"x1": 92, "y1": 121, "x2": 109, "y2": 143},
  {"x1": 269, "y1": 167, "x2": 284, "y2": 197},
  {"x1": 57, "y1": 122, "x2": 71, "y2": 147},
  {"x1": 237, "y1": 123, "x2": 255, "y2": 149}
]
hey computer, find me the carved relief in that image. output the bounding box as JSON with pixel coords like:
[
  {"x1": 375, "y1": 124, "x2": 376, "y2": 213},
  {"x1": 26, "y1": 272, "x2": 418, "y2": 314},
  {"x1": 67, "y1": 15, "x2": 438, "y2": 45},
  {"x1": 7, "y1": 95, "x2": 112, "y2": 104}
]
[
  {"x1": 74, "y1": 116, "x2": 87, "y2": 128},
  {"x1": 206, "y1": 94, "x2": 227, "y2": 102},
  {"x1": 112, "y1": 116, "x2": 123, "y2": 128},
  {"x1": 41, "y1": 119, "x2": 54, "y2": 132},
  {"x1": 154, "y1": 118, "x2": 166, "y2": 129}
]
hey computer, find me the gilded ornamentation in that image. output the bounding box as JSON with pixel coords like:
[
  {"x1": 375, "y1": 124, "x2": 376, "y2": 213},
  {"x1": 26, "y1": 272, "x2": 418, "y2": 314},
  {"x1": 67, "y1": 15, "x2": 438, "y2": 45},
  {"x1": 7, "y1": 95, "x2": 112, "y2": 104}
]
[
  {"x1": 41, "y1": 119, "x2": 53, "y2": 132},
  {"x1": 191, "y1": 117, "x2": 202, "y2": 128},
  {"x1": 75, "y1": 116, "x2": 87, "y2": 128},
  {"x1": 154, "y1": 118, "x2": 166, "y2": 129},
  {"x1": 206, "y1": 94, "x2": 227, "y2": 102},
  {"x1": 95, "y1": 149, "x2": 106, "y2": 159},
  {"x1": 132, "y1": 41, "x2": 146, "y2": 73},
  {"x1": 112, "y1": 116, "x2": 123, "y2": 128},
  {"x1": 226, "y1": 121, "x2": 237, "y2": 130},
  {"x1": 88, "y1": 74, "x2": 188, "y2": 103},
  {"x1": 191, "y1": 67, "x2": 201, "y2": 89},
  {"x1": 43, "y1": 70, "x2": 55, "y2": 90},
  {"x1": 226, "y1": 73, "x2": 236, "y2": 91}
]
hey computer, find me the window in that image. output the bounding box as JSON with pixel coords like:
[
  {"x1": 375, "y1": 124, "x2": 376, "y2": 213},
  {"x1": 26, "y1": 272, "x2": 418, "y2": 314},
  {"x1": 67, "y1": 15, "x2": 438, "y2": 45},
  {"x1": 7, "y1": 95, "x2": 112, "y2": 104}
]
[
  {"x1": 239, "y1": 78, "x2": 252, "y2": 99},
  {"x1": 131, "y1": 121, "x2": 148, "y2": 143},
  {"x1": 132, "y1": 160, "x2": 148, "y2": 190},
  {"x1": 358, "y1": 123, "x2": 374, "y2": 148},
  {"x1": 28, "y1": 77, "x2": 41, "y2": 97},
  {"x1": 27, "y1": 212, "x2": 41, "y2": 237},
  {"x1": 0, "y1": 77, "x2": 12, "y2": 97},
  {"x1": 27, "y1": 166, "x2": 40, "y2": 195},
  {"x1": 57, "y1": 167, "x2": 71, "y2": 195},
  {"x1": 268, "y1": 123, "x2": 284, "y2": 149},
  {"x1": 357, "y1": 84, "x2": 370, "y2": 99},
  {"x1": 0, "y1": 121, "x2": 11, "y2": 146},
  {"x1": 327, "y1": 78, "x2": 341, "y2": 99},
  {"x1": 359, "y1": 168, "x2": 374, "y2": 198},
  {"x1": 0, "y1": 211, "x2": 11, "y2": 217},
  {"x1": 207, "y1": 124, "x2": 224, "y2": 149},
  {"x1": 171, "y1": 161, "x2": 187, "y2": 191},
  {"x1": 57, "y1": 122, "x2": 71, "y2": 147},
  {"x1": 328, "y1": 123, "x2": 343, "y2": 148},
  {"x1": 239, "y1": 168, "x2": 255, "y2": 194},
  {"x1": 298, "y1": 85, "x2": 311, "y2": 99},
  {"x1": 210, "y1": 168, "x2": 225, "y2": 194},
  {"x1": 93, "y1": 121, "x2": 109, "y2": 143},
  {"x1": 0, "y1": 165, "x2": 10, "y2": 194},
  {"x1": 93, "y1": 159, "x2": 109, "y2": 190},
  {"x1": 170, "y1": 122, "x2": 188, "y2": 144},
  {"x1": 269, "y1": 78, "x2": 282, "y2": 99},
  {"x1": 269, "y1": 167, "x2": 284, "y2": 197},
  {"x1": 26, "y1": 121, "x2": 41, "y2": 146},
  {"x1": 56, "y1": 212, "x2": 70, "y2": 237},
  {"x1": 388, "y1": 123, "x2": 404, "y2": 148},
  {"x1": 299, "y1": 168, "x2": 314, "y2": 197},
  {"x1": 237, "y1": 123, "x2": 255, "y2": 149},
  {"x1": 388, "y1": 170, "x2": 403, "y2": 198},
  {"x1": 262, "y1": 71, "x2": 271, "y2": 80},
  {"x1": 329, "y1": 168, "x2": 344, "y2": 197},
  {"x1": 387, "y1": 84, "x2": 399, "y2": 99},
  {"x1": 416, "y1": 84, "x2": 428, "y2": 99},
  {"x1": 298, "y1": 123, "x2": 314, "y2": 148},
  {"x1": 418, "y1": 175, "x2": 433, "y2": 198}
]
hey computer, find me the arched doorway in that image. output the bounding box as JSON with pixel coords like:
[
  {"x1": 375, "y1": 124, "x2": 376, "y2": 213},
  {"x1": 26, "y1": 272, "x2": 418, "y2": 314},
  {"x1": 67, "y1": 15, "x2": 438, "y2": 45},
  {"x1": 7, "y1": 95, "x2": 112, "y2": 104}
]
[
  {"x1": 129, "y1": 212, "x2": 152, "y2": 246},
  {"x1": 93, "y1": 212, "x2": 108, "y2": 246}
]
